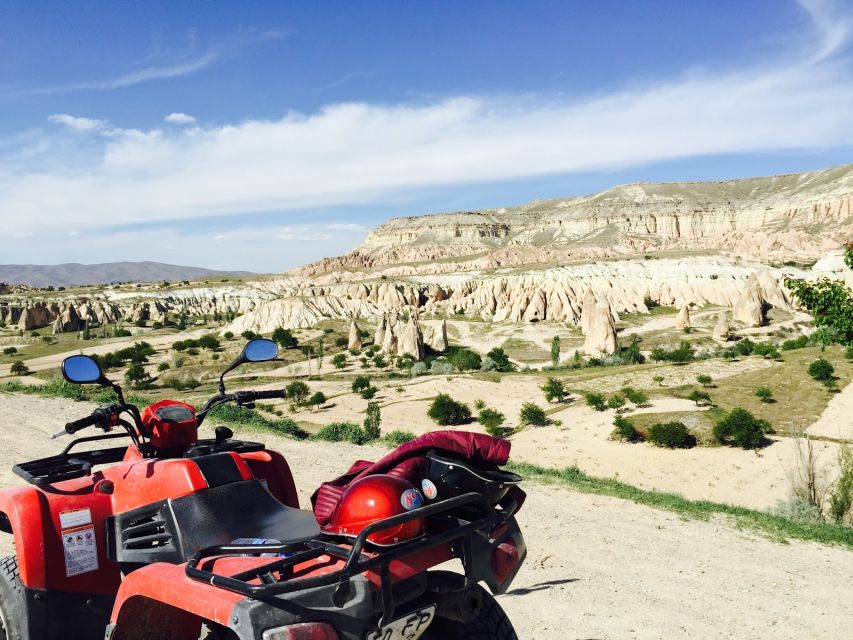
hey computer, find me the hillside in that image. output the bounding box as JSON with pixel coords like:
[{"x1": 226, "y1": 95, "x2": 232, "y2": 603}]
[
  {"x1": 296, "y1": 163, "x2": 853, "y2": 276},
  {"x1": 0, "y1": 261, "x2": 254, "y2": 287}
]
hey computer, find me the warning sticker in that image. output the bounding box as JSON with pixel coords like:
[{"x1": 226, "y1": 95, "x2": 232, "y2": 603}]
[
  {"x1": 59, "y1": 508, "x2": 92, "y2": 529},
  {"x1": 62, "y1": 525, "x2": 98, "y2": 577}
]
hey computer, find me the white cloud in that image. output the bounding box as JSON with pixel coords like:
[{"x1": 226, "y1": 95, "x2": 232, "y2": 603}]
[
  {"x1": 1, "y1": 0, "x2": 852, "y2": 238},
  {"x1": 47, "y1": 114, "x2": 106, "y2": 132},
  {"x1": 165, "y1": 112, "x2": 197, "y2": 125},
  {"x1": 12, "y1": 232, "x2": 34, "y2": 239}
]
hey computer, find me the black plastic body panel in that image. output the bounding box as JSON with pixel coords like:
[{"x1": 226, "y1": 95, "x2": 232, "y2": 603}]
[
  {"x1": 24, "y1": 586, "x2": 114, "y2": 640},
  {"x1": 107, "y1": 479, "x2": 321, "y2": 565}
]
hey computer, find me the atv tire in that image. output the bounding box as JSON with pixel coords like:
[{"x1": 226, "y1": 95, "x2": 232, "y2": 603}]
[
  {"x1": 0, "y1": 556, "x2": 28, "y2": 640},
  {"x1": 425, "y1": 583, "x2": 518, "y2": 640}
]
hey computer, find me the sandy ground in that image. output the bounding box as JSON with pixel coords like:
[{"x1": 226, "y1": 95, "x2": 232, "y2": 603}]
[
  {"x1": 0, "y1": 394, "x2": 851, "y2": 639},
  {"x1": 807, "y1": 381, "x2": 853, "y2": 440}
]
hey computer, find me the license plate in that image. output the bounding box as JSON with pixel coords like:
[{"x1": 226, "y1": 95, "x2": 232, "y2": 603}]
[{"x1": 366, "y1": 605, "x2": 436, "y2": 640}]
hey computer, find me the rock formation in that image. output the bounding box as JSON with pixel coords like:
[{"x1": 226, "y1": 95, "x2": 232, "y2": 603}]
[
  {"x1": 732, "y1": 274, "x2": 766, "y2": 327},
  {"x1": 423, "y1": 319, "x2": 448, "y2": 353},
  {"x1": 583, "y1": 300, "x2": 618, "y2": 357},
  {"x1": 675, "y1": 305, "x2": 691, "y2": 330},
  {"x1": 580, "y1": 286, "x2": 597, "y2": 335},
  {"x1": 348, "y1": 320, "x2": 363, "y2": 350},
  {"x1": 713, "y1": 311, "x2": 730, "y2": 343}
]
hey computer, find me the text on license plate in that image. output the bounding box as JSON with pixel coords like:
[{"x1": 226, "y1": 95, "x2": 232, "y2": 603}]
[{"x1": 366, "y1": 605, "x2": 436, "y2": 640}]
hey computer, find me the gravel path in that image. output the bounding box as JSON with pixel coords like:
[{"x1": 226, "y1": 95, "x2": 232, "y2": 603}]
[{"x1": 0, "y1": 394, "x2": 851, "y2": 639}]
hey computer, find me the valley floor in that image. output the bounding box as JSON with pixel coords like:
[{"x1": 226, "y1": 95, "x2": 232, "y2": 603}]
[{"x1": 0, "y1": 395, "x2": 851, "y2": 639}]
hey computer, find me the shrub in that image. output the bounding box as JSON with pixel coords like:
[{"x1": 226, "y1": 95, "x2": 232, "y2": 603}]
[
  {"x1": 542, "y1": 377, "x2": 568, "y2": 403},
  {"x1": 648, "y1": 422, "x2": 695, "y2": 449},
  {"x1": 332, "y1": 353, "x2": 347, "y2": 369},
  {"x1": 583, "y1": 392, "x2": 607, "y2": 412},
  {"x1": 384, "y1": 430, "x2": 417, "y2": 447},
  {"x1": 755, "y1": 387, "x2": 774, "y2": 403},
  {"x1": 2, "y1": 347, "x2": 17, "y2": 356},
  {"x1": 270, "y1": 327, "x2": 298, "y2": 348},
  {"x1": 607, "y1": 394, "x2": 626, "y2": 411},
  {"x1": 650, "y1": 341, "x2": 694, "y2": 363},
  {"x1": 410, "y1": 362, "x2": 428, "y2": 377},
  {"x1": 846, "y1": 344, "x2": 853, "y2": 360},
  {"x1": 485, "y1": 347, "x2": 514, "y2": 372},
  {"x1": 162, "y1": 376, "x2": 202, "y2": 391},
  {"x1": 363, "y1": 402, "x2": 381, "y2": 440},
  {"x1": 360, "y1": 386, "x2": 378, "y2": 400},
  {"x1": 241, "y1": 330, "x2": 260, "y2": 341},
  {"x1": 550, "y1": 336, "x2": 561, "y2": 368},
  {"x1": 428, "y1": 394, "x2": 472, "y2": 425},
  {"x1": 125, "y1": 362, "x2": 153, "y2": 389},
  {"x1": 688, "y1": 389, "x2": 712, "y2": 406},
  {"x1": 446, "y1": 346, "x2": 482, "y2": 371},
  {"x1": 10, "y1": 361, "x2": 29, "y2": 376},
  {"x1": 781, "y1": 335, "x2": 810, "y2": 351},
  {"x1": 223, "y1": 331, "x2": 234, "y2": 340},
  {"x1": 478, "y1": 408, "x2": 506, "y2": 435},
  {"x1": 315, "y1": 422, "x2": 369, "y2": 445},
  {"x1": 769, "y1": 497, "x2": 823, "y2": 523},
  {"x1": 621, "y1": 387, "x2": 648, "y2": 406},
  {"x1": 696, "y1": 374, "x2": 712, "y2": 388},
  {"x1": 198, "y1": 334, "x2": 220, "y2": 351},
  {"x1": 612, "y1": 415, "x2": 644, "y2": 443},
  {"x1": 829, "y1": 445, "x2": 853, "y2": 524},
  {"x1": 372, "y1": 355, "x2": 387, "y2": 369},
  {"x1": 734, "y1": 338, "x2": 755, "y2": 356},
  {"x1": 519, "y1": 402, "x2": 549, "y2": 426},
  {"x1": 753, "y1": 342, "x2": 781, "y2": 359},
  {"x1": 334, "y1": 336, "x2": 348, "y2": 348},
  {"x1": 713, "y1": 408, "x2": 771, "y2": 449},
  {"x1": 171, "y1": 355, "x2": 185, "y2": 369},
  {"x1": 351, "y1": 375, "x2": 371, "y2": 393},
  {"x1": 652, "y1": 375, "x2": 665, "y2": 386},
  {"x1": 428, "y1": 360, "x2": 455, "y2": 375},
  {"x1": 808, "y1": 358, "x2": 835, "y2": 382},
  {"x1": 620, "y1": 336, "x2": 645, "y2": 364},
  {"x1": 474, "y1": 399, "x2": 486, "y2": 410},
  {"x1": 285, "y1": 380, "x2": 310, "y2": 404},
  {"x1": 157, "y1": 362, "x2": 170, "y2": 372}
]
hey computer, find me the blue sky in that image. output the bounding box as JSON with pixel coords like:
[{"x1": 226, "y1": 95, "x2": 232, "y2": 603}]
[{"x1": 1, "y1": 0, "x2": 852, "y2": 272}]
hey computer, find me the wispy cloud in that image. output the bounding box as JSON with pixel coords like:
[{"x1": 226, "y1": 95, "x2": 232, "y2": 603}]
[
  {"x1": 48, "y1": 114, "x2": 107, "y2": 132},
  {"x1": 164, "y1": 112, "x2": 197, "y2": 125},
  {"x1": 1, "y1": 0, "x2": 852, "y2": 242}
]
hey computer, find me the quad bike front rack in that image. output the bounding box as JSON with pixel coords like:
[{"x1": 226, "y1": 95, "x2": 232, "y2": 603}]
[{"x1": 186, "y1": 492, "x2": 517, "y2": 624}]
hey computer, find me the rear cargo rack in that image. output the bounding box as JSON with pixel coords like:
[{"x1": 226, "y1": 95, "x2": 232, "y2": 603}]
[{"x1": 185, "y1": 492, "x2": 504, "y2": 603}]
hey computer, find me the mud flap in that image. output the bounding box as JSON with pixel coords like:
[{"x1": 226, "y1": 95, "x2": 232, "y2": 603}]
[{"x1": 464, "y1": 514, "x2": 526, "y2": 595}]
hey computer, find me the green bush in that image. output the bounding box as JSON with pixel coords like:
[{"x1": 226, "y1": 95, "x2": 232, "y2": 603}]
[
  {"x1": 542, "y1": 377, "x2": 568, "y2": 403},
  {"x1": 162, "y1": 376, "x2": 202, "y2": 391},
  {"x1": 734, "y1": 338, "x2": 755, "y2": 356},
  {"x1": 157, "y1": 362, "x2": 170, "y2": 372},
  {"x1": 223, "y1": 331, "x2": 235, "y2": 340},
  {"x1": 612, "y1": 415, "x2": 644, "y2": 443},
  {"x1": 808, "y1": 358, "x2": 835, "y2": 382},
  {"x1": 519, "y1": 402, "x2": 549, "y2": 426},
  {"x1": 583, "y1": 392, "x2": 607, "y2": 412},
  {"x1": 713, "y1": 408, "x2": 771, "y2": 449},
  {"x1": 478, "y1": 407, "x2": 506, "y2": 435},
  {"x1": 446, "y1": 346, "x2": 482, "y2": 371},
  {"x1": 829, "y1": 446, "x2": 853, "y2": 524},
  {"x1": 621, "y1": 387, "x2": 649, "y2": 406},
  {"x1": 315, "y1": 422, "x2": 369, "y2": 445},
  {"x1": 285, "y1": 380, "x2": 310, "y2": 404},
  {"x1": 846, "y1": 344, "x2": 853, "y2": 360},
  {"x1": 2, "y1": 347, "x2": 17, "y2": 356},
  {"x1": 308, "y1": 391, "x2": 327, "y2": 409},
  {"x1": 428, "y1": 394, "x2": 472, "y2": 425},
  {"x1": 650, "y1": 341, "x2": 695, "y2": 363},
  {"x1": 607, "y1": 394, "x2": 626, "y2": 411},
  {"x1": 363, "y1": 402, "x2": 381, "y2": 440},
  {"x1": 753, "y1": 342, "x2": 781, "y2": 359},
  {"x1": 485, "y1": 347, "x2": 514, "y2": 372},
  {"x1": 755, "y1": 387, "x2": 774, "y2": 403},
  {"x1": 648, "y1": 422, "x2": 695, "y2": 449},
  {"x1": 332, "y1": 353, "x2": 347, "y2": 369},
  {"x1": 781, "y1": 335, "x2": 810, "y2": 351},
  {"x1": 383, "y1": 430, "x2": 417, "y2": 447},
  {"x1": 696, "y1": 374, "x2": 712, "y2": 387},
  {"x1": 10, "y1": 361, "x2": 29, "y2": 376},
  {"x1": 360, "y1": 386, "x2": 378, "y2": 400},
  {"x1": 207, "y1": 404, "x2": 308, "y2": 439},
  {"x1": 769, "y1": 497, "x2": 823, "y2": 523},
  {"x1": 198, "y1": 334, "x2": 221, "y2": 351},
  {"x1": 688, "y1": 389, "x2": 712, "y2": 406}
]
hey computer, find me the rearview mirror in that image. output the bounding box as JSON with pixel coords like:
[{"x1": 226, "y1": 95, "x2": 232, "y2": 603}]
[
  {"x1": 61, "y1": 355, "x2": 105, "y2": 385},
  {"x1": 242, "y1": 338, "x2": 278, "y2": 362}
]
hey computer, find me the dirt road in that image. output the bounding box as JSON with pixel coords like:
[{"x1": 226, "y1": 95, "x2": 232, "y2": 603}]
[{"x1": 0, "y1": 394, "x2": 851, "y2": 639}]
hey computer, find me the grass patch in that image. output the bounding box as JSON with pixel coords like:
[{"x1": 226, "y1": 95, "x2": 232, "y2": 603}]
[
  {"x1": 203, "y1": 404, "x2": 309, "y2": 440},
  {"x1": 506, "y1": 461, "x2": 853, "y2": 549},
  {"x1": 500, "y1": 337, "x2": 549, "y2": 364}
]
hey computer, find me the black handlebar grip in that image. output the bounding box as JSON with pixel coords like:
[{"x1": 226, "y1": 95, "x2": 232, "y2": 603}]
[
  {"x1": 64, "y1": 413, "x2": 101, "y2": 435},
  {"x1": 252, "y1": 389, "x2": 287, "y2": 400}
]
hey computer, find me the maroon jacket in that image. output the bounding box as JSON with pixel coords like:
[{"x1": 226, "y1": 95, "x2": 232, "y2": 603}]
[{"x1": 311, "y1": 430, "x2": 513, "y2": 526}]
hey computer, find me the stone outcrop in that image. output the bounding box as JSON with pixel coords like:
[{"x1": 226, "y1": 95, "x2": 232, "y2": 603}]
[
  {"x1": 583, "y1": 300, "x2": 618, "y2": 357},
  {"x1": 732, "y1": 274, "x2": 766, "y2": 327},
  {"x1": 675, "y1": 305, "x2": 691, "y2": 330},
  {"x1": 348, "y1": 320, "x2": 363, "y2": 350},
  {"x1": 423, "y1": 319, "x2": 448, "y2": 353},
  {"x1": 580, "y1": 286, "x2": 596, "y2": 335},
  {"x1": 713, "y1": 311, "x2": 730, "y2": 343}
]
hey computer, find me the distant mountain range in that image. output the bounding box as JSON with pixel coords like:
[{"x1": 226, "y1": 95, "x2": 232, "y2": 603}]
[{"x1": 0, "y1": 262, "x2": 254, "y2": 287}]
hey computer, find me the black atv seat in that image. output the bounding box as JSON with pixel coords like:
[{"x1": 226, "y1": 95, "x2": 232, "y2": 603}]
[{"x1": 108, "y1": 479, "x2": 321, "y2": 565}]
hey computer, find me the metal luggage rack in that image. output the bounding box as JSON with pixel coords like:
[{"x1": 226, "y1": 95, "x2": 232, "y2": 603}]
[{"x1": 185, "y1": 492, "x2": 511, "y2": 600}]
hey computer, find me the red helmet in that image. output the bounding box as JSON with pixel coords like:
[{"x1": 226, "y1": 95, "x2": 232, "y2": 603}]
[{"x1": 325, "y1": 475, "x2": 425, "y2": 546}]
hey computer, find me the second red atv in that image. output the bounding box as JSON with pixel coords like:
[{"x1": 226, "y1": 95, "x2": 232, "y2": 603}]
[{"x1": 0, "y1": 338, "x2": 526, "y2": 640}]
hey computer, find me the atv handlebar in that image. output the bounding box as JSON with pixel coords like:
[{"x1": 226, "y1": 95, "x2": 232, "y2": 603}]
[
  {"x1": 196, "y1": 388, "x2": 287, "y2": 426},
  {"x1": 64, "y1": 408, "x2": 109, "y2": 434}
]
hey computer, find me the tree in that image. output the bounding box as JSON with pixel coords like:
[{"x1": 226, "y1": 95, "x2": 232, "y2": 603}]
[
  {"x1": 308, "y1": 391, "x2": 326, "y2": 411},
  {"x1": 10, "y1": 361, "x2": 29, "y2": 376},
  {"x1": 241, "y1": 330, "x2": 260, "y2": 341},
  {"x1": 363, "y1": 402, "x2": 381, "y2": 440},
  {"x1": 785, "y1": 247, "x2": 853, "y2": 345},
  {"x1": 542, "y1": 377, "x2": 568, "y2": 403},
  {"x1": 332, "y1": 353, "x2": 347, "y2": 369},
  {"x1": 688, "y1": 389, "x2": 712, "y2": 406},
  {"x1": 372, "y1": 355, "x2": 387, "y2": 369},
  {"x1": 583, "y1": 392, "x2": 607, "y2": 412},
  {"x1": 755, "y1": 387, "x2": 774, "y2": 403},
  {"x1": 713, "y1": 408, "x2": 771, "y2": 449},
  {"x1": 352, "y1": 375, "x2": 371, "y2": 393},
  {"x1": 696, "y1": 374, "x2": 713, "y2": 388},
  {"x1": 612, "y1": 415, "x2": 644, "y2": 443},
  {"x1": 2, "y1": 347, "x2": 17, "y2": 356},
  {"x1": 621, "y1": 387, "x2": 648, "y2": 406},
  {"x1": 478, "y1": 408, "x2": 506, "y2": 436},
  {"x1": 550, "y1": 335, "x2": 561, "y2": 368},
  {"x1": 428, "y1": 394, "x2": 472, "y2": 425},
  {"x1": 285, "y1": 380, "x2": 310, "y2": 405},
  {"x1": 519, "y1": 402, "x2": 549, "y2": 426},
  {"x1": 360, "y1": 386, "x2": 378, "y2": 400},
  {"x1": 808, "y1": 358, "x2": 835, "y2": 382},
  {"x1": 652, "y1": 375, "x2": 665, "y2": 386},
  {"x1": 607, "y1": 394, "x2": 626, "y2": 411},
  {"x1": 125, "y1": 362, "x2": 152, "y2": 389},
  {"x1": 315, "y1": 338, "x2": 325, "y2": 371},
  {"x1": 198, "y1": 334, "x2": 220, "y2": 351}
]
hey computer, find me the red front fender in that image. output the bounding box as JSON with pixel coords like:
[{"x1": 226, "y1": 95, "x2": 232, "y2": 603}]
[{"x1": 0, "y1": 486, "x2": 48, "y2": 588}]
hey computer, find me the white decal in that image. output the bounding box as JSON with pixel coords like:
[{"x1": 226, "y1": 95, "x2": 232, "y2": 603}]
[
  {"x1": 62, "y1": 525, "x2": 99, "y2": 577},
  {"x1": 59, "y1": 508, "x2": 92, "y2": 529}
]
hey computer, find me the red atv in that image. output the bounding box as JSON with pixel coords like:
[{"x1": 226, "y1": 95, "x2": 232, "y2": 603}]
[{"x1": 0, "y1": 339, "x2": 526, "y2": 640}]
